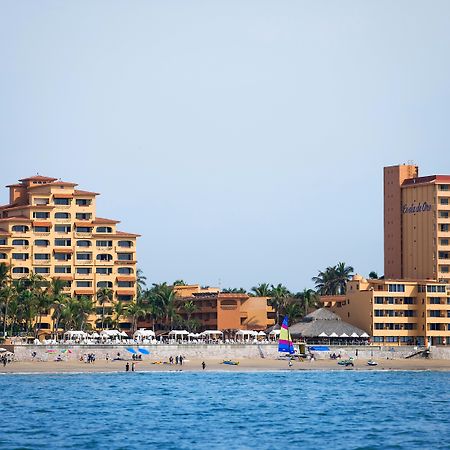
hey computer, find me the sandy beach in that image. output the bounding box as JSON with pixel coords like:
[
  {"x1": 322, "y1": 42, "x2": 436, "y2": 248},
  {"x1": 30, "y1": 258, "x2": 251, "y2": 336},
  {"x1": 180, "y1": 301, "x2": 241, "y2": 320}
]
[{"x1": 2, "y1": 357, "x2": 450, "y2": 374}]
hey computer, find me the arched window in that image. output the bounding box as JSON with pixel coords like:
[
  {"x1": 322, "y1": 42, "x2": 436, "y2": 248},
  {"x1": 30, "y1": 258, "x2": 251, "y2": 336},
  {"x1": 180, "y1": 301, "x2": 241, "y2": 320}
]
[
  {"x1": 118, "y1": 267, "x2": 134, "y2": 275},
  {"x1": 12, "y1": 239, "x2": 29, "y2": 246},
  {"x1": 12, "y1": 267, "x2": 29, "y2": 274},
  {"x1": 76, "y1": 240, "x2": 92, "y2": 247},
  {"x1": 97, "y1": 281, "x2": 113, "y2": 288},
  {"x1": 12, "y1": 225, "x2": 29, "y2": 232}
]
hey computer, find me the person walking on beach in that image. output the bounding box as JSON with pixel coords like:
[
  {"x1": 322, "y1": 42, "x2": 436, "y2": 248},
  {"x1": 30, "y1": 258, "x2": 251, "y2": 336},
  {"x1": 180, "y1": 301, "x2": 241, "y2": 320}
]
[
  {"x1": 179, "y1": 355, "x2": 183, "y2": 366},
  {"x1": 125, "y1": 362, "x2": 130, "y2": 372},
  {"x1": 131, "y1": 362, "x2": 135, "y2": 372},
  {"x1": 288, "y1": 358, "x2": 293, "y2": 368},
  {"x1": 106, "y1": 353, "x2": 110, "y2": 362},
  {"x1": 175, "y1": 356, "x2": 179, "y2": 365},
  {"x1": 202, "y1": 361, "x2": 206, "y2": 370}
]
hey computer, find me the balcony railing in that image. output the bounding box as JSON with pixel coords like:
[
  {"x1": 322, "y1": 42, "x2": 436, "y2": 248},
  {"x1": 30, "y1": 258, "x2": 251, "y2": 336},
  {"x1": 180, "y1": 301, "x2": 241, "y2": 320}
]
[
  {"x1": 75, "y1": 232, "x2": 92, "y2": 238},
  {"x1": 75, "y1": 260, "x2": 93, "y2": 265},
  {"x1": 33, "y1": 260, "x2": 51, "y2": 265}
]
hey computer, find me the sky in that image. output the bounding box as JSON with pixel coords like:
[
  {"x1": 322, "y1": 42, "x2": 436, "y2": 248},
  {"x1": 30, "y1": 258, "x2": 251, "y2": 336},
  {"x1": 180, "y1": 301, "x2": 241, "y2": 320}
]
[{"x1": 1, "y1": 1, "x2": 450, "y2": 292}]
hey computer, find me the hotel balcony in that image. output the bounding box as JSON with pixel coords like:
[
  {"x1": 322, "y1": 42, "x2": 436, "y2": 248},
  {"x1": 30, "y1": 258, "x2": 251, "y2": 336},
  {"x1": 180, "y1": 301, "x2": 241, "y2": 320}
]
[
  {"x1": 75, "y1": 232, "x2": 93, "y2": 238},
  {"x1": 373, "y1": 316, "x2": 418, "y2": 323},
  {"x1": 75, "y1": 260, "x2": 94, "y2": 265},
  {"x1": 96, "y1": 246, "x2": 113, "y2": 251}
]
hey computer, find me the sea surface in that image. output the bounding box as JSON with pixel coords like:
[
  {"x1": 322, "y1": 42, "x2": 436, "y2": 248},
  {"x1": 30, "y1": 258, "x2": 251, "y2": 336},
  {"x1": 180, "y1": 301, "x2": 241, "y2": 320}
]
[{"x1": 1, "y1": 370, "x2": 449, "y2": 449}]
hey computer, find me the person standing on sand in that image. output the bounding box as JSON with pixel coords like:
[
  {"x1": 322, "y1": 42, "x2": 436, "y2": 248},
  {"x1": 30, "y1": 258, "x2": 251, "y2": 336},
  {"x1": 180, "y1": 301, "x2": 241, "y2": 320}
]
[
  {"x1": 179, "y1": 355, "x2": 183, "y2": 365},
  {"x1": 175, "y1": 356, "x2": 179, "y2": 365},
  {"x1": 125, "y1": 362, "x2": 130, "y2": 372},
  {"x1": 131, "y1": 362, "x2": 135, "y2": 372},
  {"x1": 288, "y1": 359, "x2": 293, "y2": 368},
  {"x1": 202, "y1": 361, "x2": 206, "y2": 370}
]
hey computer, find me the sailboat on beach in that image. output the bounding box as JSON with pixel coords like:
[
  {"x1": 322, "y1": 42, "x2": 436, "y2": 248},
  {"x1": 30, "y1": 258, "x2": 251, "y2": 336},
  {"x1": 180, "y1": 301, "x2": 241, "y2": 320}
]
[{"x1": 278, "y1": 316, "x2": 295, "y2": 355}]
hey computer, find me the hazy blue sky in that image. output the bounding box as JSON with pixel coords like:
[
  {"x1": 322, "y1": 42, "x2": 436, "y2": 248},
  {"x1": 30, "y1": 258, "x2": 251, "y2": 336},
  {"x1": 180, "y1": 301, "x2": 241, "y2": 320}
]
[{"x1": 1, "y1": 1, "x2": 450, "y2": 291}]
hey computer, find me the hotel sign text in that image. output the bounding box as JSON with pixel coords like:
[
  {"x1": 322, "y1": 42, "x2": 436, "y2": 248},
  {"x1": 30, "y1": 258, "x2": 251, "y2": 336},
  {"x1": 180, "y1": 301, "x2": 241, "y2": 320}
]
[{"x1": 402, "y1": 202, "x2": 432, "y2": 214}]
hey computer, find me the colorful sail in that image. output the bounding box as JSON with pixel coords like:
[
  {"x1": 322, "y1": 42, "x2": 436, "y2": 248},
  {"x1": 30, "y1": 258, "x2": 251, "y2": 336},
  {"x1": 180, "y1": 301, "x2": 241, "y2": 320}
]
[{"x1": 278, "y1": 316, "x2": 295, "y2": 354}]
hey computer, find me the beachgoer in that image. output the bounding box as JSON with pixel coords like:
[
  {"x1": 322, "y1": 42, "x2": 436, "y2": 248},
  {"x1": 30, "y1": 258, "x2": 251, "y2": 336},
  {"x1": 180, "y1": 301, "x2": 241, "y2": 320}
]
[
  {"x1": 202, "y1": 361, "x2": 206, "y2": 370},
  {"x1": 106, "y1": 353, "x2": 110, "y2": 362},
  {"x1": 125, "y1": 362, "x2": 130, "y2": 372},
  {"x1": 132, "y1": 362, "x2": 135, "y2": 372},
  {"x1": 175, "y1": 356, "x2": 179, "y2": 365},
  {"x1": 2, "y1": 357, "x2": 6, "y2": 367},
  {"x1": 179, "y1": 356, "x2": 183, "y2": 366},
  {"x1": 356, "y1": 349, "x2": 359, "y2": 357},
  {"x1": 288, "y1": 359, "x2": 293, "y2": 368},
  {"x1": 31, "y1": 351, "x2": 37, "y2": 360}
]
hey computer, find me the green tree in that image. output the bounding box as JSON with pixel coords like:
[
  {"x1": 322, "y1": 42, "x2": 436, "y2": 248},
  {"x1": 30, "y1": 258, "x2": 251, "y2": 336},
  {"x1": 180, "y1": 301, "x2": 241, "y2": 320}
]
[
  {"x1": 136, "y1": 268, "x2": 147, "y2": 297},
  {"x1": 250, "y1": 283, "x2": 272, "y2": 297},
  {"x1": 222, "y1": 287, "x2": 247, "y2": 294},
  {"x1": 97, "y1": 288, "x2": 113, "y2": 330},
  {"x1": 368, "y1": 271, "x2": 378, "y2": 279},
  {"x1": 125, "y1": 301, "x2": 147, "y2": 334},
  {"x1": 270, "y1": 283, "x2": 291, "y2": 324}
]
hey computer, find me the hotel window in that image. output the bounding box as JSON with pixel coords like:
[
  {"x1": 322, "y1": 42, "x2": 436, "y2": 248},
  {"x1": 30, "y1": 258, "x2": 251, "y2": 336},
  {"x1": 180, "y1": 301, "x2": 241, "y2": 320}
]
[
  {"x1": 34, "y1": 198, "x2": 49, "y2": 205},
  {"x1": 439, "y1": 184, "x2": 450, "y2": 191},
  {"x1": 96, "y1": 267, "x2": 112, "y2": 275},
  {"x1": 55, "y1": 239, "x2": 71, "y2": 247},
  {"x1": 440, "y1": 224, "x2": 449, "y2": 232},
  {"x1": 118, "y1": 281, "x2": 133, "y2": 288},
  {"x1": 96, "y1": 240, "x2": 113, "y2": 247},
  {"x1": 438, "y1": 252, "x2": 450, "y2": 259},
  {"x1": 55, "y1": 266, "x2": 71, "y2": 274},
  {"x1": 429, "y1": 310, "x2": 441, "y2": 317},
  {"x1": 34, "y1": 253, "x2": 50, "y2": 260},
  {"x1": 118, "y1": 240, "x2": 133, "y2": 248},
  {"x1": 55, "y1": 224, "x2": 71, "y2": 233},
  {"x1": 12, "y1": 267, "x2": 29, "y2": 274},
  {"x1": 34, "y1": 226, "x2": 50, "y2": 233},
  {"x1": 97, "y1": 281, "x2": 113, "y2": 288},
  {"x1": 76, "y1": 227, "x2": 92, "y2": 233},
  {"x1": 385, "y1": 336, "x2": 398, "y2": 343},
  {"x1": 118, "y1": 267, "x2": 133, "y2": 275},
  {"x1": 0, "y1": 239, "x2": 6, "y2": 245},
  {"x1": 404, "y1": 324, "x2": 416, "y2": 330},
  {"x1": 0, "y1": 253, "x2": 7, "y2": 259},
  {"x1": 76, "y1": 240, "x2": 91, "y2": 247},
  {"x1": 76, "y1": 252, "x2": 92, "y2": 261},
  {"x1": 440, "y1": 197, "x2": 449, "y2": 205},
  {"x1": 34, "y1": 267, "x2": 50, "y2": 274},
  {"x1": 404, "y1": 310, "x2": 416, "y2": 317},
  {"x1": 76, "y1": 267, "x2": 92, "y2": 275},
  {"x1": 388, "y1": 284, "x2": 405, "y2": 292},
  {"x1": 373, "y1": 337, "x2": 384, "y2": 343},
  {"x1": 54, "y1": 198, "x2": 70, "y2": 205},
  {"x1": 429, "y1": 323, "x2": 442, "y2": 331},
  {"x1": 403, "y1": 297, "x2": 415, "y2": 304},
  {"x1": 54, "y1": 253, "x2": 71, "y2": 261},
  {"x1": 12, "y1": 253, "x2": 28, "y2": 260},
  {"x1": 97, "y1": 254, "x2": 113, "y2": 261},
  {"x1": 76, "y1": 213, "x2": 92, "y2": 220},
  {"x1": 429, "y1": 297, "x2": 442, "y2": 304},
  {"x1": 96, "y1": 226, "x2": 112, "y2": 233},
  {"x1": 55, "y1": 212, "x2": 70, "y2": 219},
  {"x1": 117, "y1": 295, "x2": 133, "y2": 302},
  {"x1": 12, "y1": 225, "x2": 29, "y2": 233},
  {"x1": 76, "y1": 199, "x2": 91, "y2": 206},
  {"x1": 441, "y1": 266, "x2": 449, "y2": 273},
  {"x1": 427, "y1": 285, "x2": 446, "y2": 293},
  {"x1": 117, "y1": 253, "x2": 133, "y2": 261},
  {"x1": 34, "y1": 239, "x2": 49, "y2": 246},
  {"x1": 12, "y1": 239, "x2": 29, "y2": 246},
  {"x1": 374, "y1": 310, "x2": 384, "y2": 317},
  {"x1": 441, "y1": 239, "x2": 449, "y2": 246},
  {"x1": 439, "y1": 211, "x2": 450, "y2": 219},
  {"x1": 76, "y1": 280, "x2": 92, "y2": 288},
  {"x1": 33, "y1": 211, "x2": 50, "y2": 219},
  {"x1": 374, "y1": 323, "x2": 384, "y2": 329}
]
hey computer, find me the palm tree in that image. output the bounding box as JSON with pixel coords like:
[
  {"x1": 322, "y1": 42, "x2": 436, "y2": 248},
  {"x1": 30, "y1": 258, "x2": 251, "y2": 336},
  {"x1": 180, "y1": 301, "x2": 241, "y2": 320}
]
[
  {"x1": 173, "y1": 280, "x2": 187, "y2": 286},
  {"x1": 151, "y1": 283, "x2": 179, "y2": 329},
  {"x1": 222, "y1": 287, "x2": 247, "y2": 294},
  {"x1": 113, "y1": 301, "x2": 125, "y2": 328},
  {"x1": 296, "y1": 288, "x2": 318, "y2": 316},
  {"x1": 182, "y1": 300, "x2": 198, "y2": 328},
  {"x1": 1, "y1": 285, "x2": 16, "y2": 337},
  {"x1": 96, "y1": 288, "x2": 113, "y2": 330},
  {"x1": 312, "y1": 263, "x2": 354, "y2": 295},
  {"x1": 283, "y1": 299, "x2": 303, "y2": 323},
  {"x1": 270, "y1": 283, "x2": 291, "y2": 324},
  {"x1": 334, "y1": 262, "x2": 354, "y2": 294},
  {"x1": 368, "y1": 271, "x2": 378, "y2": 279},
  {"x1": 136, "y1": 268, "x2": 147, "y2": 297},
  {"x1": 250, "y1": 283, "x2": 272, "y2": 297},
  {"x1": 34, "y1": 290, "x2": 52, "y2": 337},
  {"x1": 125, "y1": 301, "x2": 147, "y2": 334}
]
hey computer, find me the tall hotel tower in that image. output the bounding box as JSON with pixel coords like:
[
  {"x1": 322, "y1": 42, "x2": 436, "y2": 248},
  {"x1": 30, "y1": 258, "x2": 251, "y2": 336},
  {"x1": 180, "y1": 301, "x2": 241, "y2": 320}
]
[
  {"x1": 0, "y1": 176, "x2": 140, "y2": 332},
  {"x1": 384, "y1": 165, "x2": 450, "y2": 283}
]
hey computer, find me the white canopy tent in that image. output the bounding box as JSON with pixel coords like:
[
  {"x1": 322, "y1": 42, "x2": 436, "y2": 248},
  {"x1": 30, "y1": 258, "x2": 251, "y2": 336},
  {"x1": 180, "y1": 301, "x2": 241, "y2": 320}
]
[
  {"x1": 340, "y1": 333, "x2": 349, "y2": 338},
  {"x1": 64, "y1": 331, "x2": 87, "y2": 339},
  {"x1": 202, "y1": 330, "x2": 223, "y2": 336},
  {"x1": 329, "y1": 332, "x2": 338, "y2": 338},
  {"x1": 360, "y1": 332, "x2": 370, "y2": 338},
  {"x1": 169, "y1": 330, "x2": 189, "y2": 341},
  {"x1": 350, "y1": 332, "x2": 360, "y2": 338},
  {"x1": 269, "y1": 329, "x2": 280, "y2": 336},
  {"x1": 100, "y1": 330, "x2": 121, "y2": 338},
  {"x1": 318, "y1": 332, "x2": 328, "y2": 337},
  {"x1": 257, "y1": 331, "x2": 266, "y2": 336},
  {"x1": 133, "y1": 329, "x2": 156, "y2": 339}
]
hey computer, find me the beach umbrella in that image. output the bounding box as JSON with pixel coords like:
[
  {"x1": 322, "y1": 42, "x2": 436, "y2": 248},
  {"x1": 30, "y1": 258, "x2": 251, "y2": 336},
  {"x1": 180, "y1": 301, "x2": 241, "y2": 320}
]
[
  {"x1": 329, "y1": 332, "x2": 338, "y2": 338},
  {"x1": 360, "y1": 332, "x2": 369, "y2": 338},
  {"x1": 340, "y1": 333, "x2": 349, "y2": 338},
  {"x1": 318, "y1": 332, "x2": 328, "y2": 337},
  {"x1": 350, "y1": 332, "x2": 359, "y2": 338},
  {"x1": 125, "y1": 347, "x2": 137, "y2": 354},
  {"x1": 138, "y1": 348, "x2": 150, "y2": 355},
  {"x1": 120, "y1": 331, "x2": 128, "y2": 337},
  {"x1": 258, "y1": 331, "x2": 266, "y2": 336},
  {"x1": 0, "y1": 348, "x2": 7, "y2": 353}
]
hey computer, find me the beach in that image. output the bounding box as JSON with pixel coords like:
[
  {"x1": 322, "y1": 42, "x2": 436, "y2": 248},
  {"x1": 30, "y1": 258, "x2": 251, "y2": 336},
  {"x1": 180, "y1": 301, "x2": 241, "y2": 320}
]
[{"x1": 2, "y1": 357, "x2": 450, "y2": 373}]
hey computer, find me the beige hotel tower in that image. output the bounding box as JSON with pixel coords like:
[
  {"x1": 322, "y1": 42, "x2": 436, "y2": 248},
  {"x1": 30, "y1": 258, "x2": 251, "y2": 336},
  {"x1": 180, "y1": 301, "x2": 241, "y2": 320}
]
[{"x1": 0, "y1": 175, "x2": 140, "y2": 332}]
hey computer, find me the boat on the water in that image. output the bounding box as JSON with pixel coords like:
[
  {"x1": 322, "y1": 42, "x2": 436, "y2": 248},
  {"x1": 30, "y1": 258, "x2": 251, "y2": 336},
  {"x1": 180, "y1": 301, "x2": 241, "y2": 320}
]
[{"x1": 278, "y1": 316, "x2": 295, "y2": 355}]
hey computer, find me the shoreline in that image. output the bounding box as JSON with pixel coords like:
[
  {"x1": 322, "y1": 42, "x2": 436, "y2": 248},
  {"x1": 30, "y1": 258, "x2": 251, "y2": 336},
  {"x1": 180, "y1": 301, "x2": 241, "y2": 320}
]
[{"x1": 2, "y1": 358, "x2": 450, "y2": 374}]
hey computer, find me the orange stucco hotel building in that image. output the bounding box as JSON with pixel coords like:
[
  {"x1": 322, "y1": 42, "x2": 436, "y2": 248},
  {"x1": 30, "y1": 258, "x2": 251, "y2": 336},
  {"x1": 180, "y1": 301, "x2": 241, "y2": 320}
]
[
  {"x1": 323, "y1": 164, "x2": 450, "y2": 345},
  {"x1": 0, "y1": 176, "x2": 140, "y2": 332}
]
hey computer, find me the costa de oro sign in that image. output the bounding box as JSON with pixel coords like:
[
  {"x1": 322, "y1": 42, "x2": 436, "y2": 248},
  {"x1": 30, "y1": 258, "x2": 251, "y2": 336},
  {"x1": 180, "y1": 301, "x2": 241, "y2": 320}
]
[{"x1": 402, "y1": 202, "x2": 432, "y2": 213}]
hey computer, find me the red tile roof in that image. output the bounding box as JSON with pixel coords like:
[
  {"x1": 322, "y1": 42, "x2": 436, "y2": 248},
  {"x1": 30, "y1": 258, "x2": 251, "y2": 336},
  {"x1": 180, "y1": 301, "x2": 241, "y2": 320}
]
[
  {"x1": 73, "y1": 189, "x2": 99, "y2": 196},
  {"x1": 0, "y1": 215, "x2": 31, "y2": 222},
  {"x1": 402, "y1": 175, "x2": 450, "y2": 186},
  {"x1": 19, "y1": 176, "x2": 58, "y2": 182},
  {"x1": 93, "y1": 217, "x2": 120, "y2": 224}
]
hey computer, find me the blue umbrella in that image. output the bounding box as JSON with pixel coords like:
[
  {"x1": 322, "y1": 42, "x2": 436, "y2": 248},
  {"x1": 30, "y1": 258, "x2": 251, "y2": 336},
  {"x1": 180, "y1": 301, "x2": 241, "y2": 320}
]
[
  {"x1": 138, "y1": 348, "x2": 150, "y2": 355},
  {"x1": 125, "y1": 347, "x2": 137, "y2": 354}
]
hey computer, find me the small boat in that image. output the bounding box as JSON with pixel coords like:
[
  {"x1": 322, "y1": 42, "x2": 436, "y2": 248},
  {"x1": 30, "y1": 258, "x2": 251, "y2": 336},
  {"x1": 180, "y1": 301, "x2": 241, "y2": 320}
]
[
  {"x1": 278, "y1": 316, "x2": 295, "y2": 355},
  {"x1": 222, "y1": 360, "x2": 239, "y2": 366},
  {"x1": 338, "y1": 358, "x2": 354, "y2": 367},
  {"x1": 367, "y1": 360, "x2": 378, "y2": 366}
]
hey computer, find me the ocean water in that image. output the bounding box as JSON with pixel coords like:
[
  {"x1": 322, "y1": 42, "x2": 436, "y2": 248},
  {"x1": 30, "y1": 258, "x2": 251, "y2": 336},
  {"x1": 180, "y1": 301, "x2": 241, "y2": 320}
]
[{"x1": 1, "y1": 371, "x2": 449, "y2": 450}]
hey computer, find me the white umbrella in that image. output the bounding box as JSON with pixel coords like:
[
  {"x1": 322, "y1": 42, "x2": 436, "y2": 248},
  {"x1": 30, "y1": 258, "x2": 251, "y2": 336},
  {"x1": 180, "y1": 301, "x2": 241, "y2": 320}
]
[
  {"x1": 168, "y1": 330, "x2": 189, "y2": 336},
  {"x1": 329, "y1": 332, "x2": 338, "y2": 337},
  {"x1": 269, "y1": 330, "x2": 280, "y2": 336},
  {"x1": 202, "y1": 330, "x2": 223, "y2": 336},
  {"x1": 318, "y1": 332, "x2": 328, "y2": 337},
  {"x1": 0, "y1": 348, "x2": 7, "y2": 352},
  {"x1": 350, "y1": 332, "x2": 359, "y2": 338},
  {"x1": 340, "y1": 333, "x2": 349, "y2": 338},
  {"x1": 91, "y1": 332, "x2": 100, "y2": 338},
  {"x1": 258, "y1": 331, "x2": 266, "y2": 336},
  {"x1": 120, "y1": 331, "x2": 128, "y2": 337},
  {"x1": 360, "y1": 332, "x2": 370, "y2": 338}
]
